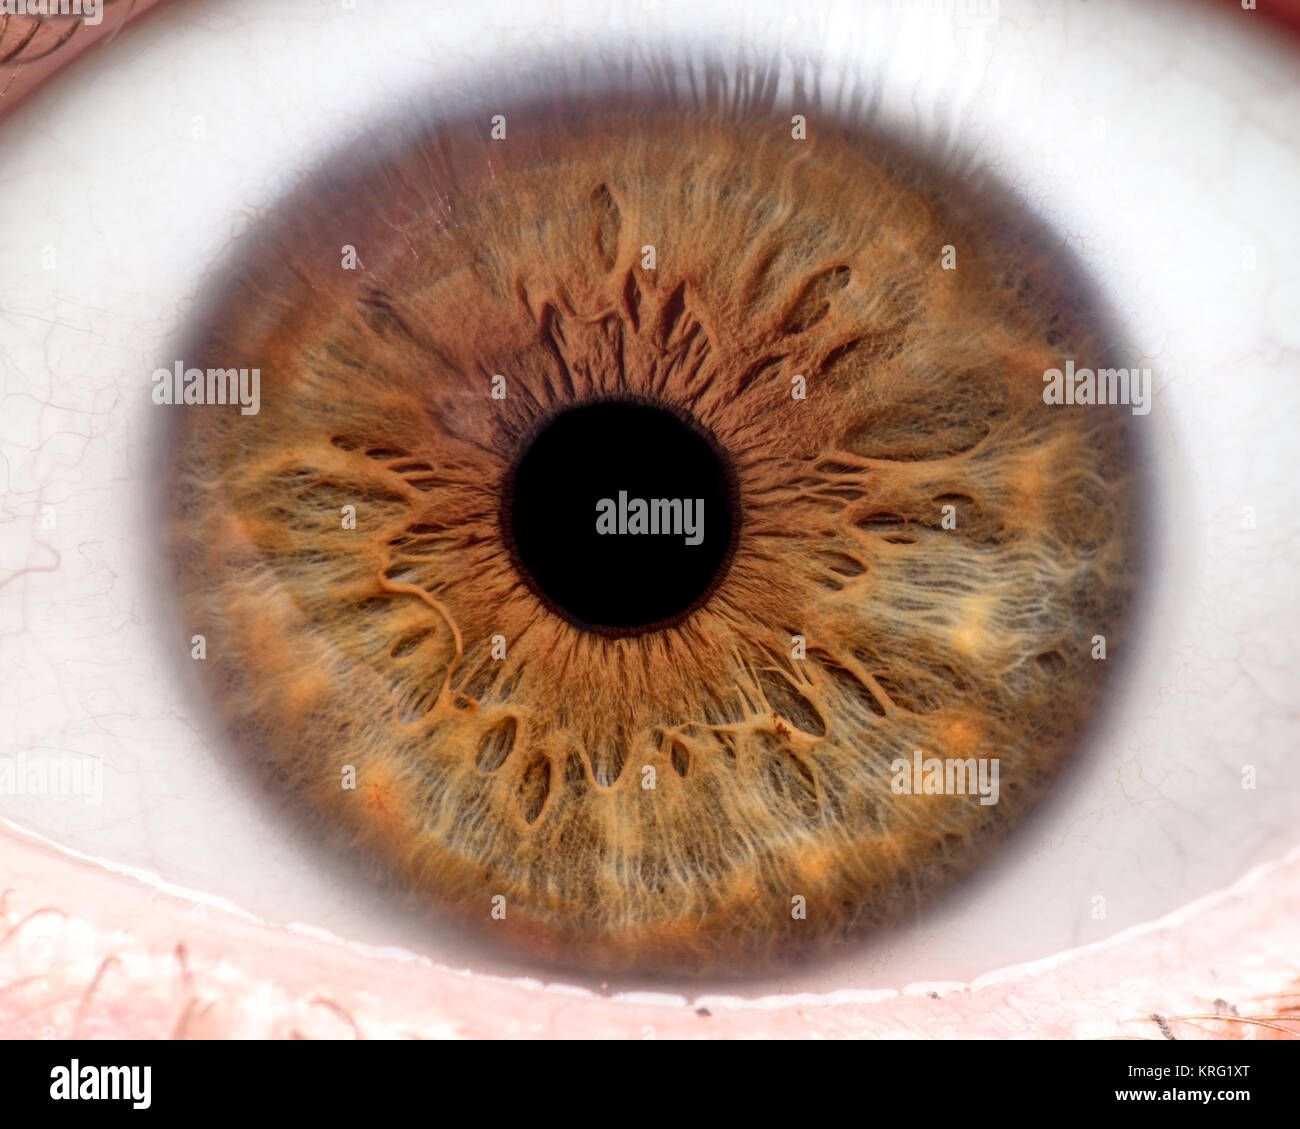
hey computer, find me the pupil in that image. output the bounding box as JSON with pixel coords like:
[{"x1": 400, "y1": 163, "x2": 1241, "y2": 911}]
[{"x1": 503, "y1": 400, "x2": 738, "y2": 635}]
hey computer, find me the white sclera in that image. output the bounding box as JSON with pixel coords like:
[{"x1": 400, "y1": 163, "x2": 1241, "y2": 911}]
[{"x1": 0, "y1": 0, "x2": 1296, "y2": 995}]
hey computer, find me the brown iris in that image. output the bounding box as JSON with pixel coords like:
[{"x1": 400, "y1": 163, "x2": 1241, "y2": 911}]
[{"x1": 166, "y1": 86, "x2": 1142, "y2": 976}]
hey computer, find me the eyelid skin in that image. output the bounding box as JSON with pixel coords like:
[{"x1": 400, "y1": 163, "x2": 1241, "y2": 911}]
[
  {"x1": 2, "y1": 0, "x2": 1299, "y2": 1029},
  {"x1": 2, "y1": 822, "x2": 1298, "y2": 1039},
  {"x1": 0, "y1": 0, "x2": 169, "y2": 115}
]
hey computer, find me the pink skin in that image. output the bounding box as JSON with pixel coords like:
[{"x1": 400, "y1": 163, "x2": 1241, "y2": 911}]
[
  {"x1": 3, "y1": 0, "x2": 1299, "y2": 1040},
  {"x1": 0, "y1": 0, "x2": 171, "y2": 111},
  {"x1": 2, "y1": 824, "x2": 1298, "y2": 1039}
]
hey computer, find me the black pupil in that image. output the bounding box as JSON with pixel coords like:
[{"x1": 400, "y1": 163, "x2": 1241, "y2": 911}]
[{"x1": 505, "y1": 401, "x2": 737, "y2": 634}]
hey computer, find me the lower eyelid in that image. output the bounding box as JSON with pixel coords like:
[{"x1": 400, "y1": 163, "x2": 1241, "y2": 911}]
[{"x1": 3, "y1": 822, "x2": 1298, "y2": 1039}]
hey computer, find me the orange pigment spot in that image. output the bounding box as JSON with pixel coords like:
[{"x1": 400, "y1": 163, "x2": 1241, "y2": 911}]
[
  {"x1": 941, "y1": 716, "x2": 982, "y2": 758},
  {"x1": 359, "y1": 763, "x2": 416, "y2": 841}
]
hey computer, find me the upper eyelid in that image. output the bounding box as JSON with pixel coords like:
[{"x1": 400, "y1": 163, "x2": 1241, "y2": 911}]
[{"x1": 0, "y1": 0, "x2": 155, "y2": 115}]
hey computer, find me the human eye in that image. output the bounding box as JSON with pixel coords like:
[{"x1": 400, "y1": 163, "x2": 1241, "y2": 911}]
[{"x1": 1, "y1": 0, "x2": 1297, "y2": 1046}]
